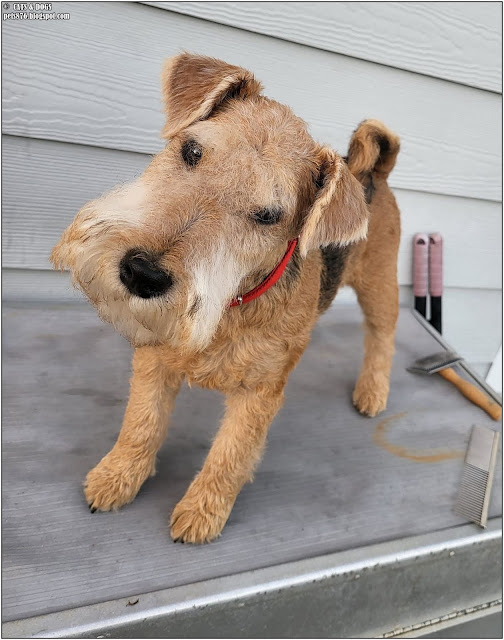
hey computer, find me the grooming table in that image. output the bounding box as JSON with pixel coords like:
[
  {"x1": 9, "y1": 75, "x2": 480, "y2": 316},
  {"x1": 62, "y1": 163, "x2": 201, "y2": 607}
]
[{"x1": 2, "y1": 302, "x2": 502, "y2": 638}]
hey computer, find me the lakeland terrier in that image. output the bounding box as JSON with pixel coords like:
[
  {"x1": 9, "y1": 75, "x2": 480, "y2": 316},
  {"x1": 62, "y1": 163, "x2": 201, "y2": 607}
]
[{"x1": 51, "y1": 53, "x2": 401, "y2": 543}]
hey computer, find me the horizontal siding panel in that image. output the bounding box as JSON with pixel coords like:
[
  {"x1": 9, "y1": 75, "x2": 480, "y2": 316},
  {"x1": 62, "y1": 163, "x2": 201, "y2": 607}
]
[
  {"x1": 2, "y1": 2, "x2": 501, "y2": 201},
  {"x1": 3, "y1": 269, "x2": 500, "y2": 366},
  {"x1": 2, "y1": 269, "x2": 86, "y2": 304},
  {"x1": 2, "y1": 136, "x2": 151, "y2": 270},
  {"x1": 396, "y1": 190, "x2": 502, "y2": 291},
  {"x1": 3, "y1": 135, "x2": 501, "y2": 290},
  {"x1": 145, "y1": 1, "x2": 502, "y2": 92}
]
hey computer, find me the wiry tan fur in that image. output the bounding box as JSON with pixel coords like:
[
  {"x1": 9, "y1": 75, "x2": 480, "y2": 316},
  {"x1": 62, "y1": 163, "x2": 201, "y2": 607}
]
[{"x1": 51, "y1": 54, "x2": 401, "y2": 543}]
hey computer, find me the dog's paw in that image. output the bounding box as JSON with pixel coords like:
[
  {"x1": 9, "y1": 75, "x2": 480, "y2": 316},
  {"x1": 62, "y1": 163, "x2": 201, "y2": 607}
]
[
  {"x1": 170, "y1": 481, "x2": 232, "y2": 543},
  {"x1": 352, "y1": 376, "x2": 389, "y2": 417},
  {"x1": 84, "y1": 451, "x2": 153, "y2": 512}
]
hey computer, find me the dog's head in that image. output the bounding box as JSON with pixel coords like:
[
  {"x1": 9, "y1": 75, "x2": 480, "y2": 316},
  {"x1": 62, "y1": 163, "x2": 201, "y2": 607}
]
[{"x1": 51, "y1": 54, "x2": 368, "y2": 351}]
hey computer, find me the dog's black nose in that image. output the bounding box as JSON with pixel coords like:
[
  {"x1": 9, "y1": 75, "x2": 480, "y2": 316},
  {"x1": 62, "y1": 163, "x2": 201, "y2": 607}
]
[{"x1": 119, "y1": 250, "x2": 173, "y2": 299}]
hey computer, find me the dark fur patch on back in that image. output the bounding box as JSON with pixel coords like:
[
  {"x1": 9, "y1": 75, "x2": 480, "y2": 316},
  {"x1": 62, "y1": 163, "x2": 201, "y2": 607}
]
[{"x1": 318, "y1": 245, "x2": 350, "y2": 313}]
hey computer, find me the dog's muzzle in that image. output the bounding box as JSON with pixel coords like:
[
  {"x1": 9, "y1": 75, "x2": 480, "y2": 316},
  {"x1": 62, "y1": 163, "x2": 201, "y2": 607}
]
[{"x1": 119, "y1": 249, "x2": 173, "y2": 299}]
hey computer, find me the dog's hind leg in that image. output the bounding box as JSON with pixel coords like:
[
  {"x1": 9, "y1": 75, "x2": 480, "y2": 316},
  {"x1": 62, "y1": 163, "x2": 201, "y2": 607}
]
[
  {"x1": 345, "y1": 119, "x2": 401, "y2": 417},
  {"x1": 349, "y1": 178, "x2": 400, "y2": 417},
  {"x1": 85, "y1": 347, "x2": 183, "y2": 511},
  {"x1": 351, "y1": 265, "x2": 399, "y2": 417},
  {"x1": 170, "y1": 383, "x2": 285, "y2": 543}
]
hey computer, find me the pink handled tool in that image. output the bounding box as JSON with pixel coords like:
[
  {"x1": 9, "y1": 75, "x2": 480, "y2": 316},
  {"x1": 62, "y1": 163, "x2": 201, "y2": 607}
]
[
  {"x1": 413, "y1": 233, "x2": 429, "y2": 318},
  {"x1": 429, "y1": 233, "x2": 443, "y2": 333}
]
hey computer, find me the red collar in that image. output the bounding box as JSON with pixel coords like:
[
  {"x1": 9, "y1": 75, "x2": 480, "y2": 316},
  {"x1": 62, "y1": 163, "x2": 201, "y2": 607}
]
[{"x1": 229, "y1": 238, "x2": 298, "y2": 307}]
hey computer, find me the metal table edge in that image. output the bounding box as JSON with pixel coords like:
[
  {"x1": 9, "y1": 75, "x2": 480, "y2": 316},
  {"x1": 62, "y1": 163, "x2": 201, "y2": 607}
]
[{"x1": 3, "y1": 518, "x2": 502, "y2": 639}]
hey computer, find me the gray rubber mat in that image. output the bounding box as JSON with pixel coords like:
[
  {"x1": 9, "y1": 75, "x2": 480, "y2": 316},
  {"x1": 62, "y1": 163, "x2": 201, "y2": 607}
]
[{"x1": 2, "y1": 302, "x2": 502, "y2": 621}]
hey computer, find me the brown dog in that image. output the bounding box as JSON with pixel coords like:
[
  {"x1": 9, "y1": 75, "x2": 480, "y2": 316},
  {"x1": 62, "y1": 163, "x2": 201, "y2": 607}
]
[{"x1": 51, "y1": 53, "x2": 400, "y2": 543}]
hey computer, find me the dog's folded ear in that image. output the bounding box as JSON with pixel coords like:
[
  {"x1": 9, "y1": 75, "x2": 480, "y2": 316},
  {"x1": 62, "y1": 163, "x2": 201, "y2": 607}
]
[
  {"x1": 298, "y1": 147, "x2": 369, "y2": 258},
  {"x1": 161, "y1": 53, "x2": 263, "y2": 139}
]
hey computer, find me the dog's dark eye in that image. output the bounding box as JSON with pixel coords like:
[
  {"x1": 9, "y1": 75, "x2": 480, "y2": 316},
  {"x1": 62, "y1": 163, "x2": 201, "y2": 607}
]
[
  {"x1": 181, "y1": 140, "x2": 203, "y2": 167},
  {"x1": 252, "y1": 208, "x2": 282, "y2": 225}
]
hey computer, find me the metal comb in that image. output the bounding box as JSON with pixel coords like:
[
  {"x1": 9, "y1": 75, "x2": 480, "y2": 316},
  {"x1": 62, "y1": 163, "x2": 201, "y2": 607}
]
[{"x1": 454, "y1": 425, "x2": 500, "y2": 527}]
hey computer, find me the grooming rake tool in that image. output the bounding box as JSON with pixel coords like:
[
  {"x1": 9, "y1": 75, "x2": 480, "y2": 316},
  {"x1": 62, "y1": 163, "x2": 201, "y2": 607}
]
[
  {"x1": 454, "y1": 425, "x2": 499, "y2": 527},
  {"x1": 407, "y1": 351, "x2": 502, "y2": 421}
]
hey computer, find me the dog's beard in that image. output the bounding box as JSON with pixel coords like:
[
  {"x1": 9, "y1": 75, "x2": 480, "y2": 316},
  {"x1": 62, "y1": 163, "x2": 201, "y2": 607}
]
[
  {"x1": 96, "y1": 295, "x2": 181, "y2": 348},
  {"x1": 51, "y1": 176, "x2": 252, "y2": 351},
  {"x1": 184, "y1": 242, "x2": 245, "y2": 351},
  {"x1": 52, "y1": 221, "x2": 247, "y2": 352},
  {"x1": 52, "y1": 238, "x2": 173, "y2": 347},
  {"x1": 65, "y1": 264, "x2": 184, "y2": 349},
  {"x1": 63, "y1": 248, "x2": 241, "y2": 350},
  {"x1": 50, "y1": 212, "x2": 175, "y2": 348},
  {"x1": 91, "y1": 242, "x2": 246, "y2": 352}
]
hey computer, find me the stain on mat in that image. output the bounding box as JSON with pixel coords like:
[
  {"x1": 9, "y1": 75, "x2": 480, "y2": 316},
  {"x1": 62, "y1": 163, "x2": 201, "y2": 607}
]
[{"x1": 373, "y1": 412, "x2": 464, "y2": 463}]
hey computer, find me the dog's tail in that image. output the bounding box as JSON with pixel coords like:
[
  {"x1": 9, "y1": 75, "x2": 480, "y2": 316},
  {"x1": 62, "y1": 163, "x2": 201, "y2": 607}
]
[{"x1": 346, "y1": 119, "x2": 400, "y2": 180}]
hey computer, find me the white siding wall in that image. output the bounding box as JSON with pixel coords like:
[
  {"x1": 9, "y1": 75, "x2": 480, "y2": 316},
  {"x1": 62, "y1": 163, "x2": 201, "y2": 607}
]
[{"x1": 2, "y1": 1, "x2": 502, "y2": 373}]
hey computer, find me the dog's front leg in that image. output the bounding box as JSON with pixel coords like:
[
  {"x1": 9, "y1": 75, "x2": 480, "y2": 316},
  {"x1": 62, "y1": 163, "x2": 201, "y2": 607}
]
[
  {"x1": 85, "y1": 347, "x2": 183, "y2": 512},
  {"x1": 170, "y1": 384, "x2": 284, "y2": 543}
]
